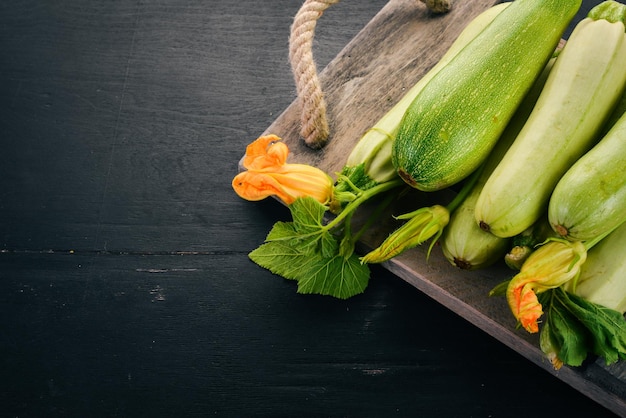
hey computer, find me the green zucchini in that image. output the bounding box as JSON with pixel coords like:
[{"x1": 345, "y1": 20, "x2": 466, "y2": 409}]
[
  {"x1": 334, "y1": 2, "x2": 512, "y2": 195},
  {"x1": 392, "y1": 0, "x2": 581, "y2": 192},
  {"x1": 440, "y1": 56, "x2": 556, "y2": 270},
  {"x1": 440, "y1": 167, "x2": 511, "y2": 270},
  {"x1": 475, "y1": 1, "x2": 626, "y2": 238},
  {"x1": 548, "y1": 109, "x2": 626, "y2": 241}
]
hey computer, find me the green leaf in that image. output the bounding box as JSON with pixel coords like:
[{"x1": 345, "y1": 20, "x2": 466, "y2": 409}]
[
  {"x1": 259, "y1": 201, "x2": 333, "y2": 258},
  {"x1": 296, "y1": 252, "x2": 370, "y2": 299},
  {"x1": 539, "y1": 288, "x2": 626, "y2": 366},
  {"x1": 266, "y1": 221, "x2": 299, "y2": 241},
  {"x1": 249, "y1": 240, "x2": 309, "y2": 282},
  {"x1": 289, "y1": 197, "x2": 338, "y2": 258},
  {"x1": 560, "y1": 291, "x2": 626, "y2": 365},
  {"x1": 488, "y1": 279, "x2": 511, "y2": 297},
  {"x1": 249, "y1": 239, "x2": 370, "y2": 299},
  {"x1": 540, "y1": 291, "x2": 591, "y2": 367},
  {"x1": 290, "y1": 197, "x2": 326, "y2": 234},
  {"x1": 248, "y1": 196, "x2": 370, "y2": 299}
]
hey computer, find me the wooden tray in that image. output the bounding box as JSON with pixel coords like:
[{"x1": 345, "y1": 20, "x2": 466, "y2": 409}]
[{"x1": 258, "y1": 0, "x2": 626, "y2": 415}]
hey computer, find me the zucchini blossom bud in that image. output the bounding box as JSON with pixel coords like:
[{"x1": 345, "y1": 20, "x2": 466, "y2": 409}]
[
  {"x1": 506, "y1": 238, "x2": 587, "y2": 333},
  {"x1": 232, "y1": 135, "x2": 334, "y2": 205},
  {"x1": 361, "y1": 204, "x2": 449, "y2": 264},
  {"x1": 539, "y1": 321, "x2": 564, "y2": 370}
]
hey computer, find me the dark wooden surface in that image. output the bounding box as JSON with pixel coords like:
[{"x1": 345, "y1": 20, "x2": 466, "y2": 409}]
[{"x1": 0, "y1": 1, "x2": 619, "y2": 417}]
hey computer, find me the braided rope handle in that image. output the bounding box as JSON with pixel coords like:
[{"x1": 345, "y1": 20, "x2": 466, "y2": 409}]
[{"x1": 289, "y1": 0, "x2": 451, "y2": 149}]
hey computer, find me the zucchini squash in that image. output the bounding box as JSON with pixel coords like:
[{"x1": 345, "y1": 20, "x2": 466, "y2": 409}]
[
  {"x1": 441, "y1": 56, "x2": 556, "y2": 270},
  {"x1": 335, "y1": 2, "x2": 511, "y2": 194},
  {"x1": 474, "y1": 1, "x2": 626, "y2": 238},
  {"x1": 392, "y1": 0, "x2": 581, "y2": 192},
  {"x1": 548, "y1": 108, "x2": 626, "y2": 241},
  {"x1": 563, "y1": 220, "x2": 626, "y2": 313}
]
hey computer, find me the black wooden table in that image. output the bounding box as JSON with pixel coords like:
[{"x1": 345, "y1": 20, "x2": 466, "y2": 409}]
[{"x1": 0, "y1": 1, "x2": 619, "y2": 417}]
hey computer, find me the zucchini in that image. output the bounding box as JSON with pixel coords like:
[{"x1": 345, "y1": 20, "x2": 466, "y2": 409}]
[
  {"x1": 440, "y1": 168, "x2": 511, "y2": 270},
  {"x1": 334, "y1": 2, "x2": 512, "y2": 195},
  {"x1": 548, "y1": 109, "x2": 626, "y2": 241},
  {"x1": 441, "y1": 56, "x2": 556, "y2": 270},
  {"x1": 600, "y1": 79, "x2": 626, "y2": 135},
  {"x1": 563, "y1": 220, "x2": 626, "y2": 313},
  {"x1": 392, "y1": 0, "x2": 580, "y2": 192},
  {"x1": 475, "y1": 1, "x2": 626, "y2": 238}
]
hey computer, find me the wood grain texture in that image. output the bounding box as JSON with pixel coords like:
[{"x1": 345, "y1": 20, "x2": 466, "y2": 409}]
[{"x1": 1, "y1": 252, "x2": 616, "y2": 417}]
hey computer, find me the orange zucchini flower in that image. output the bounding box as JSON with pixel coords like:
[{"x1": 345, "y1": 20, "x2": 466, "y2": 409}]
[
  {"x1": 506, "y1": 238, "x2": 587, "y2": 333},
  {"x1": 232, "y1": 134, "x2": 334, "y2": 205}
]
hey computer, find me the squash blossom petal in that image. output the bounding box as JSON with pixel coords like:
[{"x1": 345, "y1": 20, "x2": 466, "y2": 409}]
[
  {"x1": 506, "y1": 239, "x2": 587, "y2": 333},
  {"x1": 241, "y1": 134, "x2": 289, "y2": 171},
  {"x1": 361, "y1": 205, "x2": 449, "y2": 264},
  {"x1": 232, "y1": 134, "x2": 334, "y2": 205}
]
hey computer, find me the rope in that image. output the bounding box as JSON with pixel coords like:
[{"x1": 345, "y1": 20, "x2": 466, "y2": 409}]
[
  {"x1": 289, "y1": 0, "x2": 451, "y2": 149},
  {"x1": 421, "y1": 0, "x2": 451, "y2": 14},
  {"x1": 289, "y1": 0, "x2": 338, "y2": 149}
]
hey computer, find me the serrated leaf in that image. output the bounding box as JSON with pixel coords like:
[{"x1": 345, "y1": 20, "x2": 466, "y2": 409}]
[
  {"x1": 560, "y1": 290, "x2": 626, "y2": 365},
  {"x1": 266, "y1": 221, "x2": 299, "y2": 241},
  {"x1": 249, "y1": 237, "x2": 369, "y2": 299},
  {"x1": 249, "y1": 240, "x2": 308, "y2": 281},
  {"x1": 290, "y1": 197, "x2": 327, "y2": 235},
  {"x1": 290, "y1": 197, "x2": 339, "y2": 258},
  {"x1": 263, "y1": 215, "x2": 335, "y2": 258},
  {"x1": 296, "y1": 252, "x2": 370, "y2": 299},
  {"x1": 249, "y1": 196, "x2": 370, "y2": 299},
  {"x1": 316, "y1": 230, "x2": 340, "y2": 259},
  {"x1": 539, "y1": 288, "x2": 626, "y2": 367},
  {"x1": 541, "y1": 291, "x2": 591, "y2": 367}
]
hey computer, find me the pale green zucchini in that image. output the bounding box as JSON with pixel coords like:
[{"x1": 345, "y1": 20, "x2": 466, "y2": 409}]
[
  {"x1": 440, "y1": 165, "x2": 511, "y2": 270},
  {"x1": 392, "y1": 0, "x2": 580, "y2": 192},
  {"x1": 441, "y1": 56, "x2": 556, "y2": 270},
  {"x1": 600, "y1": 80, "x2": 626, "y2": 135},
  {"x1": 474, "y1": 2, "x2": 626, "y2": 238},
  {"x1": 563, "y1": 220, "x2": 626, "y2": 313},
  {"x1": 548, "y1": 108, "x2": 626, "y2": 241}
]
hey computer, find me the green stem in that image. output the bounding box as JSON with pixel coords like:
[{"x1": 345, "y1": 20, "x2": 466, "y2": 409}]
[
  {"x1": 324, "y1": 178, "x2": 405, "y2": 232},
  {"x1": 335, "y1": 173, "x2": 360, "y2": 194},
  {"x1": 351, "y1": 188, "x2": 401, "y2": 244},
  {"x1": 588, "y1": 0, "x2": 626, "y2": 24}
]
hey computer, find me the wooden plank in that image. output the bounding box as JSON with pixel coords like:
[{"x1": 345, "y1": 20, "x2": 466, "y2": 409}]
[
  {"x1": 256, "y1": 0, "x2": 626, "y2": 415},
  {"x1": 3, "y1": 250, "x2": 611, "y2": 416}
]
